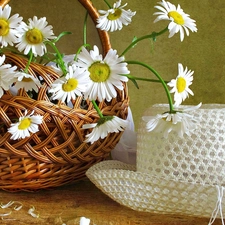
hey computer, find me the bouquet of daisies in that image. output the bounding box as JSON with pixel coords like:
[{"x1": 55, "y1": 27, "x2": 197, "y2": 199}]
[{"x1": 0, "y1": 0, "x2": 200, "y2": 144}]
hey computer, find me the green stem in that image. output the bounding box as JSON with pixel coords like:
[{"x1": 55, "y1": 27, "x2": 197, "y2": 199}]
[
  {"x1": 126, "y1": 74, "x2": 169, "y2": 83},
  {"x1": 73, "y1": 43, "x2": 91, "y2": 62},
  {"x1": 73, "y1": 10, "x2": 91, "y2": 62},
  {"x1": 45, "y1": 41, "x2": 67, "y2": 76},
  {"x1": 120, "y1": 26, "x2": 168, "y2": 57},
  {"x1": 103, "y1": 0, "x2": 112, "y2": 8},
  {"x1": 92, "y1": 100, "x2": 104, "y2": 118},
  {"x1": 24, "y1": 51, "x2": 33, "y2": 73},
  {"x1": 83, "y1": 11, "x2": 88, "y2": 45},
  {"x1": 126, "y1": 60, "x2": 174, "y2": 112}
]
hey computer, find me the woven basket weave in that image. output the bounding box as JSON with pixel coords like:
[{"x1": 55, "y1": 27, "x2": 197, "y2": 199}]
[{"x1": 0, "y1": 0, "x2": 129, "y2": 191}]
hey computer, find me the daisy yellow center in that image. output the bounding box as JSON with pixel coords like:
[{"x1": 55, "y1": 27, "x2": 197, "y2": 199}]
[
  {"x1": 107, "y1": 9, "x2": 122, "y2": 21},
  {"x1": 62, "y1": 78, "x2": 78, "y2": 92},
  {"x1": 22, "y1": 77, "x2": 33, "y2": 82},
  {"x1": 168, "y1": 11, "x2": 184, "y2": 25},
  {"x1": 0, "y1": 19, "x2": 9, "y2": 36},
  {"x1": 18, "y1": 118, "x2": 31, "y2": 130},
  {"x1": 89, "y1": 62, "x2": 110, "y2": 82},
  {"x1": 26, "y1": 28, "x2": 43, "y2": 44},
  {"x1": 176, "y1": 77, "x2": 186, "y2": 93}
]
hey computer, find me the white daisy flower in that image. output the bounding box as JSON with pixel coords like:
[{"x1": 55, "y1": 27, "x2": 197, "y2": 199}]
[
  {"x1": 96, "y1": 0, "x2": 136, "y2": 32},
  {"x1": 13, "y1": 72, "x2": 42, "y2": 92},
  {"x1": 48, "y1": 65, "x2": 90, "y2": 103},
  {"x1": 0, "y1": 4, "x2": 23, "y2": 47},
  {"x1": 0, "y1": 54, "x2": 18, "y2": 97},
  {"x1": 167, "y1": 63, "x2": 194, "y2": 107},
  {"x1": 153, "y1": 0, "x2": 197, "y2": 41},
  {"x1": 83, "y1": 116, "x2": 128, "y2": 144},
  {"x1": 76, "y1": 45, "x2": 129, "y2": 102},
  {"x1": 16, "y1": 16, "x2": 55, "y2": 56},
  {"x1": 142, "y1": 103, "x2": 202, "y2": 138},
  {"x1": 8, "y1": 110, "x2": 43, "y2": 140}
]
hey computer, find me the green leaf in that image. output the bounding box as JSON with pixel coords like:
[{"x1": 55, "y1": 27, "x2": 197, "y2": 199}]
[
  {"x1": 131, "y1": 36, "x2": 138, "y2": 48},
  {"x1": 53, "y1": 31, "x2": 72, "y2": 43}
]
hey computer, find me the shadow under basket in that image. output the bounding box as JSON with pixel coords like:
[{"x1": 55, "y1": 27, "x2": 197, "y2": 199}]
[{"x1": 0, "y1": 0, "x2": 129, "y2": 191}]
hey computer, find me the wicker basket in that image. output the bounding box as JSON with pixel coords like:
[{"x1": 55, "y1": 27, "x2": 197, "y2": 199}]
[{"x1": 0, "y1": 0, "x2": 129, "y2": 191}]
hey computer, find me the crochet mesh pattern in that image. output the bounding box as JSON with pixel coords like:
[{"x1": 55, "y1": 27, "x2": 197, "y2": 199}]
[
  {"x1": 86, "y1": 160, "x2": 222, "y2": 217},
  {"x1": 86, "y1": 104, "x2": 225, "y2": 218},
  {"x1": 137, "y1": 104, "x2": 225, "y2": 186}
]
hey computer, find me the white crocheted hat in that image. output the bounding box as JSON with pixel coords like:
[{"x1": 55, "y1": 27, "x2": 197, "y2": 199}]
[{"x1": 86, "y1": 104, "x2": 225, "y2": 219}]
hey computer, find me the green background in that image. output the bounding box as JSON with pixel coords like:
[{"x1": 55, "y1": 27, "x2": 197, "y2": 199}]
[{"x1": 9, "y1": 0, "x2": 225, "y2": 128}]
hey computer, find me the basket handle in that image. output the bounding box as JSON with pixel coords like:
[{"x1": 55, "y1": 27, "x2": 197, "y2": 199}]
[
  {"x1": 78, "y1": 0, "x2": 111, "y2": 55},
  {"x1": 0, "y1": 0, "x2": 111, "y2": 55},
  {"x1": 0, "y1": 0, "x2": 9, "y2": 7}
]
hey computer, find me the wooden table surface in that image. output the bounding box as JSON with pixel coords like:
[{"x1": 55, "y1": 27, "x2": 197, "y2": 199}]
[{"x1": 0, "y1": 178, "x2": 223, "y2": 225}]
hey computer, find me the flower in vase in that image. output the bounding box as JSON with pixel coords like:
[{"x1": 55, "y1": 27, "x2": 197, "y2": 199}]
[
  {"x1": 142, "y1": 103, "x2": 202, "y2": 138},
  {"x1": 76, "y1": 45, "x2": 129, "y2": 102},
  {"x1": 167, "y1": 63, "x2": 194, "y2": 107},
  {"x1": 153, "y1": 0, "x2": 197, "y2": 41},
  {"x1": 0, "y1": 4, "x2": 22, "y2": 47},
  {"x1": 8, "y1": 110, "x2": 43, "y2": 140},
  {"x1": 16, "y1": 16, "x2": 55, "y2": 56},
  {"x1": 13, "y1": 72, "x2": 42, "y2": 92},
  {"x1": 83, "y1": 116, "x2": 128, "y2": 144},
  {"x1": 0, "y1": 55, "x2": 18, "y2": 97},
  {"x1": 96, "y1": 0, "x2": 136, "y2": 32},
  {"x1": 48, "y1": 66, "x2": 90, "y2": 103}
]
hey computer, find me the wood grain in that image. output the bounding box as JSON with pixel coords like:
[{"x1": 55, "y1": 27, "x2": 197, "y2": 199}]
[{"x1": 0, "y1": 179, "x2": 223, "y2": 225}]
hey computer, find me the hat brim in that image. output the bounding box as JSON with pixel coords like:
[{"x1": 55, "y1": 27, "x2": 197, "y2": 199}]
[{"x1": 86, "y1": 160, "x2": 223, "y2": 218}]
